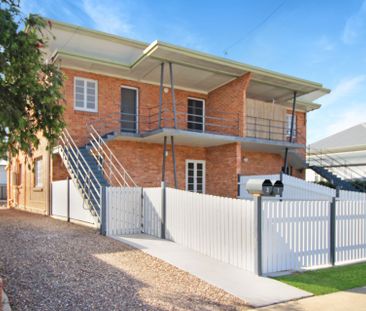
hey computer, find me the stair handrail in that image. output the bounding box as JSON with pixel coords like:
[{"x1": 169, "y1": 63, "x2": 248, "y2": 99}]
[
  {"x1": 87, "y1": 124, "x2": 137, "y2": 187},
  {"x1": 59, "y1": 128, "x2": 103, "y2": 219},
  {"x1": 307, "y1": 146, "x2": 365, "y2": 181},
  {"x1": 307, "y1": 146, "x2": 366, "y2": 192}
]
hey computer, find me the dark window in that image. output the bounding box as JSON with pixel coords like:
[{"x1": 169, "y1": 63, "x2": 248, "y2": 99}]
[
  {"x1": 187, "y1": 99, "x2": 204, "y2": 131},
  {"x1": 121, "y1": 87, "x2": 138, "y2": 133}
]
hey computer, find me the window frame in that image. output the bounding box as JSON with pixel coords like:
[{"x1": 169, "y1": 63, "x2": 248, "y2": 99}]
[
  {"x1": 33, "y1": 157, "x2": 43, "y2": 189},
  {"x1": 187, "y1": 97, "x2": 205, "y2": 132},
  {"x1": 74, "y1": 77, "x2": 98, "y2": 112},
  {"x1": 185, "y1": 160, "x2": 206, "y2": 193}
]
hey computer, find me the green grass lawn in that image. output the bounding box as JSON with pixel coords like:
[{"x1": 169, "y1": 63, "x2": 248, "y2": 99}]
[{"x1": 274, "y1": 262, "x2": 366, "y2": 295}]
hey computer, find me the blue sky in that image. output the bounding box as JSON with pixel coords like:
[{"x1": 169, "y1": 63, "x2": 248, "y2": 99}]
[{"x1": 21, "y1": 0, "x2": 366, "y2": 143}]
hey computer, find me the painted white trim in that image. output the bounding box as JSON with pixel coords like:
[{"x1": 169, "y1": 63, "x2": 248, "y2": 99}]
[
  {"x1": 121, "y1": 85, "x2": 139, "y2": 134},
  {"x1": 73, "y1": 77, "x2": 98, "y2": 112},
  {"x1": 185, "y1": 159, "x2": 206, "y2": 193},
  {"x1": 187, "y1": 97, "x2": 206, "y2": 132}
]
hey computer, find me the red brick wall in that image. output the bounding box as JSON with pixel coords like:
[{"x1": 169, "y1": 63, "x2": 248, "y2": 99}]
[
  {"x1": 106, "y1": 140, "x2": 243, "y2": 197},
  {"x1": 207, "y1": 73, "x2": 251, "y2": 136},
  {"x1": 206, "y1": 143, "x2": 241, "y2": 197},
  {"x1": 241, "y1": 151, "x2": 283, "y2": 175},
  {"x1": 52, "y1": 154, "x2": 70, "y2": 181},
  {"x1": 62, "y1": 68, "x2": 207, "y2": 145}
]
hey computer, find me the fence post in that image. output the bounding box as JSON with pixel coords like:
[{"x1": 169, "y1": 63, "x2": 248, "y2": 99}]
[
  {"x1": 254, "y1": 195, "x2": 263, "y2": 276},
  {"x1": 67, "y1": 178, "x2": 70, "y2": 222},
  {"x1": 161, "y1": 181, "x2": 166, "y2": 239},
  {"x1": 100, "y1": 186, "x2": 107, "y2": 236},
  {"x1": 330, "y1": 197, "x2": 336, "y2": 266}
]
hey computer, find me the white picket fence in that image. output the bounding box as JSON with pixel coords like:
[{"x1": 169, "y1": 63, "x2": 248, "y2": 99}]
[
  {"x1": 105, "y1": 187, "x2": 142, "y2": 236},
  {"x1": 142, "y1": 187, "x2": 162, "y2": 237},
  {"x1": 262, "y1": 200, "x2": 330, "y2": 274},
  {"x1": 165, "y1": 188, "x2": 256, "y2": 272},
  {"x1": 104, "y1": 183, "x2": 366, "y2": 275},
  {"x1": 336, "y1": 200, "x2": 366, "y2": 264},
  {"x1": 51, "y1": 179, "x2": 96, "y2": 225}
]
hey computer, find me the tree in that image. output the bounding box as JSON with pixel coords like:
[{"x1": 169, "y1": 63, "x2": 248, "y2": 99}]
[{"x1": 0, "y1": 0, "x2": 64, "y2": 159}]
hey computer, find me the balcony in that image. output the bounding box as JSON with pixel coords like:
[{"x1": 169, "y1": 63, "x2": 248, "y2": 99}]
[
  {"x1": 90, "y1": 106, "x2": 304, "y2": 150},
  {"x1": 245, "y1": 116, "x2": 303, "y2": 144}
]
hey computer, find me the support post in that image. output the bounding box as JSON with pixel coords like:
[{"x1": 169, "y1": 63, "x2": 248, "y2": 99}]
[
  {"x1": 161, "y1": 136, "x2": 168, "y2": 239},
  {"x1": 283, "y1": 91, "x2": 297, "y2": 175},
  {"x1": 330, "y1": 197, "x2": 336, "y2": 266},
  {"x1": 162, "y1": 136, "x2": 167, "y2": 182},
  {"x1": 100, "y1": 186, "x2": 107, "y2": 236},
  {"x1": 161, "y1": 181, "x2": 166, "y2": 239},
  {"x1": 254, "y1": 195, "x2": 263, "y2": 276},
  {"x1": 170, "y1": 136, "x2": 177, "y2": 189},
  {"x1": 169, "y1": 62, "x2": 178, "y2": 128},
  {"x1": 158, "y1": 63, "x2": 165, "y2": 128}
]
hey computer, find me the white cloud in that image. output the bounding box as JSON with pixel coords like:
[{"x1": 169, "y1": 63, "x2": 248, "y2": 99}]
[
  {"x1": 342, "y1": 0, "x2": 366, "y2": 44},
  {"x1": 320, "y1": 75, "x2": 366, "y2": 107},
  {"x1": 82, "y1": 0, "x2": 133, "y2": 36}
]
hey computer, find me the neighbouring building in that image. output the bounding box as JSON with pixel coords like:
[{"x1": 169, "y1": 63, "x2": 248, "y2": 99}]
[
  {"x1": 8, "y1": 19, "x2": 330, "y2": 215},
  {"x1": 306, "y1": 123, "x2": 366, "y2": 190}
]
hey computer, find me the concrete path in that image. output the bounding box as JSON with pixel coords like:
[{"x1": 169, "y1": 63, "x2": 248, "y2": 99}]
[
  {"x1": 259, "y1": 286, "x2": 366, "y2": 310},
  {"x1": 116, "y1": 234, "x2": 312, "y2": 308}
]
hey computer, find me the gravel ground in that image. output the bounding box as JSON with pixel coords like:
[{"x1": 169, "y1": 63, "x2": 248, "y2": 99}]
[{"x1": 0, "y1": 209, "x2": 249, "y2": 311}]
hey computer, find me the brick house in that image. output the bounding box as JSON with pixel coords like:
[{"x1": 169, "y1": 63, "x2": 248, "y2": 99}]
[{"x1": 8, "y1": 19, "x2": 329, "y2": 215}]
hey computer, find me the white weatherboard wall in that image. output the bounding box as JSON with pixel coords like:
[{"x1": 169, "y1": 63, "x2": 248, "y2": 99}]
[
  {"x1": 336, "y1": 200, "x2": 366, "y2": 264},
  {"x1": 165, "y1": 188, "x2": 256, "y2": 272},
  {"x1": 106, "y1": 187, "x2": 142, "y2": 236},
  {"x1": 262, "y1": 200, "x2": 330, "y2": 274}
]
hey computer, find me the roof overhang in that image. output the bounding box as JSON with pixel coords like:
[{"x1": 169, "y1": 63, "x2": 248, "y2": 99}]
[{"x1": 46, "y1": 19, "x2": 329, "y2": 110}]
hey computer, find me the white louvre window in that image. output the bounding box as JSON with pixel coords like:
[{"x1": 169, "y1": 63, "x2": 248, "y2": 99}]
[
  {"x1": 74, "y1": 77, "x2": 98, "y2": 112},
  {"x1": 186, "y1": 160, "x2": 205, "y2": 193},
  {"x1": 34, "y1": 158, "x2": 43, "y2": 188},
  {"x1": 286, "y1": 114, "x2": 297, "y2": 137}
]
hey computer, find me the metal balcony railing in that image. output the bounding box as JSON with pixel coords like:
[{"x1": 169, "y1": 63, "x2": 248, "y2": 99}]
[
  {"x1": 245, "y1": 115, "x2": 303, "y2": 143},
  {"x1": 91, "y1": 104, "x2": 241, "y2": 137}
]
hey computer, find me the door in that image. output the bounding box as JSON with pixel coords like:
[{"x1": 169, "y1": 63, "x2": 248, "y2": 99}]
[
  {"x1": 121, "y1": 87, "x2": 138, "y2": 133},
  {"x1": 187, "y1": 98, "x2": 204, "y2": 131},
  {"x1": 186, "y1": 160, "x2": 205, "y2": 193}
]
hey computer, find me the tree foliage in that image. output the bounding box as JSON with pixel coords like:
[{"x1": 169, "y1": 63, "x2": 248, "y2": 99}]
[{"x1": 0, "y1": 0, "x2": 64, "y2": 158}]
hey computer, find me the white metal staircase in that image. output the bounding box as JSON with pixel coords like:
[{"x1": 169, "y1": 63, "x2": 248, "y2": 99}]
[{"x1": 57, "y1": 126, "x2": 137, "y2": 229}]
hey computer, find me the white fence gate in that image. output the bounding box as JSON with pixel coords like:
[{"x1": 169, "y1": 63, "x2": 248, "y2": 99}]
[
  {"x1": 262, "y1": 200, "x2": 330, "y2": 274},
  {"x1": 336, "y1": 200, "x2": 366, "y2": 264},
  {"x1": 106, "y1": 187, "x2": 142, "y2": 236}
]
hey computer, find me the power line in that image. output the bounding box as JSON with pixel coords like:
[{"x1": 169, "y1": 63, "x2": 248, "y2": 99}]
[{"x1": 223, "y1": 0, "x2": 287, "y2": 55}]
